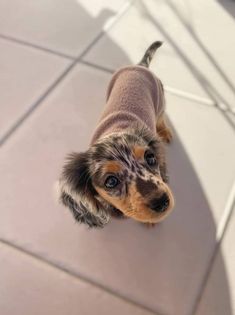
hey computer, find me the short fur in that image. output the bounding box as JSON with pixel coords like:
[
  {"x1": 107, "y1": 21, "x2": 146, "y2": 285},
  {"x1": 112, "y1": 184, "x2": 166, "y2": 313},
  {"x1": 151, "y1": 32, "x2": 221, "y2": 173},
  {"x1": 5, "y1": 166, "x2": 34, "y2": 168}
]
[{"x1": 58, "y1": 41, "x2": 174, "y2": 228}]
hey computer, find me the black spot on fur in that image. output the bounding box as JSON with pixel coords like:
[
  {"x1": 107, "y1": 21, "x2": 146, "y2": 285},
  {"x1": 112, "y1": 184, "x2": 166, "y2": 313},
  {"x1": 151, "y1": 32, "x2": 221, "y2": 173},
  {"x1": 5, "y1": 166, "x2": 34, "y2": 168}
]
[
  {"x1": 131, "y1": 164, "x2": 136, "y2": 172},
  {"x1": 137, "y1": 168, "x2": 144, "y2": 176},
  {"x1": 117, "y1": 155, "x2": 130, "y2": 166},
  {"x1": 136, "y1": 177, "x2": 157, "y2": 197},
  {"x1": 110, "y1": 207, "x2": 125, "y2": 218}
]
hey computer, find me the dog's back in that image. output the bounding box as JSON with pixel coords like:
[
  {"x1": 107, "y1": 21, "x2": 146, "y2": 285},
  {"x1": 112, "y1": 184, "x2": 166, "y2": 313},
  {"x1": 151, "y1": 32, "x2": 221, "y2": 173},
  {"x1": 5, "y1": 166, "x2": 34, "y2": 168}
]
[{"x1": 90, "y1": 42, "x2": 165, "y2": 144}]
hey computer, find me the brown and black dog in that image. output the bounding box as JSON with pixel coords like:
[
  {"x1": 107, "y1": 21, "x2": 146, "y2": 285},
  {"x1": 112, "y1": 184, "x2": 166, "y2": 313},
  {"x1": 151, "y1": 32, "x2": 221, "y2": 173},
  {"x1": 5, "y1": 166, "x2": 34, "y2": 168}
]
[{"x1": 58, "y1": 41, "x2": 174, "y2": 228}]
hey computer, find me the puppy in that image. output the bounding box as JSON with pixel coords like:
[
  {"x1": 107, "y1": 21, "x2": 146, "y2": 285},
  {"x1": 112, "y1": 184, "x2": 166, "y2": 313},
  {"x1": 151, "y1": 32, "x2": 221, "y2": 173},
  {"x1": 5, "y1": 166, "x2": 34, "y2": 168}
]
[{"x1": 58, "y1": 41, "x2": 174, "y2": 228}]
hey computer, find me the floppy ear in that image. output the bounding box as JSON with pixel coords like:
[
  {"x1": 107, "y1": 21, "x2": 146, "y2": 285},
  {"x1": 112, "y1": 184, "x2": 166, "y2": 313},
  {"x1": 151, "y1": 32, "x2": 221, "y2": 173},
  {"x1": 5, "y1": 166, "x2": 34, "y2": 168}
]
[{"x1": 58, "y1": 152, "x2": 110, "y2": 228}]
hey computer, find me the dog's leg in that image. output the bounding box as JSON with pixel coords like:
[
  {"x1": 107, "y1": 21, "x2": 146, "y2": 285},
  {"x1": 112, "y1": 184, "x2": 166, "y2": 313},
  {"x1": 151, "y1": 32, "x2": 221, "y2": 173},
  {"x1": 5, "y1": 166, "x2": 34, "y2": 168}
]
[{"x1": 156, "y1": 114, "x2": 173, "y2": 143}]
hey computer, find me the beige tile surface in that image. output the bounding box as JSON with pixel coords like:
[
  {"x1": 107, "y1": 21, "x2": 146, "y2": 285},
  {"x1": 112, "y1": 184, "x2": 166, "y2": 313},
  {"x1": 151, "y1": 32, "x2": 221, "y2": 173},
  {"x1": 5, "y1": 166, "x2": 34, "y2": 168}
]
[
  {"x1": 195, "y1": 204, "x2": 235, "y2": 315},
  {"x1": 0, "y1": 0, "x2": 127, "y2": 57},
  {"x1": 166, "y1": 93, "x2": 235, "y2": 224},
  {"x1": 0, "y1": 38, "x2": 69, "y2": 140},
  {"x1": 0, "y1": 242, "x2": 153, "y2": 315},
  {"x1": 84, "y1": 0, "x2": 235, "y2": 109},
  {"x1": 0, "y1": 63, "x2": 233, "y2": 315}
]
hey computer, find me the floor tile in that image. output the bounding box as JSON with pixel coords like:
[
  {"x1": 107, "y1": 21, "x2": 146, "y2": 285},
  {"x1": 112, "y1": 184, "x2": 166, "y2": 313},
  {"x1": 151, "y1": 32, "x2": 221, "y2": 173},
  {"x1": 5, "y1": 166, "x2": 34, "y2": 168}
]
[
  {"x1": 0, "y1": 0, "x2": 126, "y2": 57},
  {"x1": 195, "y1": 204, "x2": 235, "y2": 315},
  {"x1": 0, "y1": 242, "x2": 152, "y2": 315},
  {"x1": 0, "y1": 64, "x2": 234, "y2": 314},
  {"x1": 165, "y1": 94, "x2": 235, "y2": 224},
  {"x1": 84, "y1": 0, "x2": 235, "y2": 109},
  {"x1": 0, "y1": 38, "x2": 69, "y2": 141}
]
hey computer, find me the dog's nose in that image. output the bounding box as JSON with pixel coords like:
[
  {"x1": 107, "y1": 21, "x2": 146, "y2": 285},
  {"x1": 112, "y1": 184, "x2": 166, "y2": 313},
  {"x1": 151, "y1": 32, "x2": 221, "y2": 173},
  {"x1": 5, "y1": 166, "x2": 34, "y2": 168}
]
[{"x1": 149, "y1": 193, "x2": 169, "y2": 212}]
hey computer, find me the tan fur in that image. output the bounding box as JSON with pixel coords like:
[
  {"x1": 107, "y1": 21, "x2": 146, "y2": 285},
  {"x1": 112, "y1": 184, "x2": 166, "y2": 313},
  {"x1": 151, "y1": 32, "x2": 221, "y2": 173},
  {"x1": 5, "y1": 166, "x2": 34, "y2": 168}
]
[
  {"x1": 103, "y1": 161, "x2": 122, "y2": 174},
  {"x1": 156, "y1": 114, "x2": 173, "y2": 143},
  {"x1": 133, "y1": 145, "x2": 146, "y2": 160}
]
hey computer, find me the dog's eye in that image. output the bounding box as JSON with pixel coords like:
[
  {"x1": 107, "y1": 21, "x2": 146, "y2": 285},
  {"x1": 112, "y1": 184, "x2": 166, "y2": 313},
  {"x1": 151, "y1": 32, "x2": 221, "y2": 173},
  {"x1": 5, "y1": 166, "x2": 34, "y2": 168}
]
[
  {"x1": 105, "y1": 176, "x2": 119, "y2": 189},
  {"x1": 145, "y1": 151, "x2": 156, "y2": 166}
]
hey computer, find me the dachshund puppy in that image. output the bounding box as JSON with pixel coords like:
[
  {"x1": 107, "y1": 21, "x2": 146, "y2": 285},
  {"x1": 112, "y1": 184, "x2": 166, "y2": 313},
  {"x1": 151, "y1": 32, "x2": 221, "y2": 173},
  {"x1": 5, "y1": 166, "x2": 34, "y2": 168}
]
[{"x1": 58, "y1": 41, "x2": 174, "y2": 228}]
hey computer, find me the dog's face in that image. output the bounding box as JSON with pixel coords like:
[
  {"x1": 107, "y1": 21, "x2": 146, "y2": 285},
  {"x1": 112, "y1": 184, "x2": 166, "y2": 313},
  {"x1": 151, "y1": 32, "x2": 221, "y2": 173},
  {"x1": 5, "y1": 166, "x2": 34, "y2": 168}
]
[{"x1": 58, "y1": 127, "x2": 174, "y2": 228}]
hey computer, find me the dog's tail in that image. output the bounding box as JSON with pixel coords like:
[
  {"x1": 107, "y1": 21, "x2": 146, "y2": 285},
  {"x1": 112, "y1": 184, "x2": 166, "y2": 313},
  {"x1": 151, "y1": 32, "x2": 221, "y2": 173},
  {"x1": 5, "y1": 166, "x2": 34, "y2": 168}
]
[{"x1": 138, "y1": 41, "x2": 163, "y2": 68}]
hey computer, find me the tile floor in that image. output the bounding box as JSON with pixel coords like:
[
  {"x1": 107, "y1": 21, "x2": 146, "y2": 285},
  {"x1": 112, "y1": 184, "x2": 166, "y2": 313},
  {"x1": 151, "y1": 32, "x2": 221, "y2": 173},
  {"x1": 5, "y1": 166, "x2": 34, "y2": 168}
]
[{"x1": 0, "y1": 0, "x2": 235, "y2": 314}]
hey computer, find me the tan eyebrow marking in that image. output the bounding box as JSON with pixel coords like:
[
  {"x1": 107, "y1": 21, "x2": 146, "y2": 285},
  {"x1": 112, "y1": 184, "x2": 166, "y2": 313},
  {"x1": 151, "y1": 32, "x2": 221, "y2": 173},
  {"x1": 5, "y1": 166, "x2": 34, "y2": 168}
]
[
  {"x1": 133, "y1": 145, "x2": 146, "y2": 160},
  {"x1": 103, "y1": 161, "x2": 122, "y2": 174}
]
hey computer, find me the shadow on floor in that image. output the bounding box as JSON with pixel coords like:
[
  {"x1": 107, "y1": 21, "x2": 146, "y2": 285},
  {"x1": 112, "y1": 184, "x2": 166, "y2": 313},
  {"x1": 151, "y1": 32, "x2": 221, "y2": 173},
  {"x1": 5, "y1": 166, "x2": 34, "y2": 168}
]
[{"x1": 217, "y1": 0, "x2": 235, "y2": 19}]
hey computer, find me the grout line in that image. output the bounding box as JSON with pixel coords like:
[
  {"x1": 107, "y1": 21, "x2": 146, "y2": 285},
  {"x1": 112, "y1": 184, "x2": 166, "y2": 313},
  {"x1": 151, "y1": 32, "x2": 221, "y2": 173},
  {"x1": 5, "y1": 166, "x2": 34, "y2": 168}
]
[
  {"x1": 216, "y1": 179, "x2": 235, "y2": 241},
  {"x1": 80, "y1": 60, "x2": 235, "y2": 115},
  {"x1": 78, "y1": 0, "x2": 134, "y2": 60},
  {"x1": 81, "y1": 59, "x2": 114, "y2": 74},
  {"x1": 103, "y1": 0, "x2": 134, "y2": 32},
  {"x1": 0, "y1": 0, "x2": 134, "y2": 147},
  {"x1": 0, "y1": 0, "x2": 134, "y2": 62},
  {"x1": 165, "y1": 86, "x2": 235, "y2": 115},
  {"x1": 164, "y1": 86, "x2": 214, "y2": 105},
  {"x1": 0, "y1": 238, "x2": 161, "y2": 315},
  {"x1": 0, "y1": 33, "x2": 75, "y2": 60},
  {"x1": 192, "y1": 179, "x2": 235, "y2": 315},
  {"x1": 0, "y1": 61, "x2": 77, "y2": 146}
]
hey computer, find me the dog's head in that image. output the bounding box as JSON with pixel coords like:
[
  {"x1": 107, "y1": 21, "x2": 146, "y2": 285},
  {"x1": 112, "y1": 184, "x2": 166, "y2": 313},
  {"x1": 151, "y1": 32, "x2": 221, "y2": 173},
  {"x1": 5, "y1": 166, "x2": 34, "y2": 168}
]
[{"x1": 58, "y1": 126, "x2": 174, "y2": 228}]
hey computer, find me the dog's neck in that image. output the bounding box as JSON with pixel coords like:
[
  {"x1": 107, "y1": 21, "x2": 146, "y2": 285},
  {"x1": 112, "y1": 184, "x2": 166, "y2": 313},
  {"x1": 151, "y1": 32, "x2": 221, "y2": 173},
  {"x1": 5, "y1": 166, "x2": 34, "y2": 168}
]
[{"x1": 90, "y1": 65, "x2": 165, "y2": 145}]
